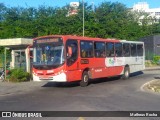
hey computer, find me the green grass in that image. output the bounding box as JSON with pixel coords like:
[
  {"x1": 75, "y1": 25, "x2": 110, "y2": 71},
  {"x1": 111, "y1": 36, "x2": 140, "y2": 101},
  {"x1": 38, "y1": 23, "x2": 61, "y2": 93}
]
[
  {"x1": 145, "y1": 60, "x2": 159, "y2": 67},
  {"x1": 147, "y1": 80, "x2": 160, "y2": 93}
]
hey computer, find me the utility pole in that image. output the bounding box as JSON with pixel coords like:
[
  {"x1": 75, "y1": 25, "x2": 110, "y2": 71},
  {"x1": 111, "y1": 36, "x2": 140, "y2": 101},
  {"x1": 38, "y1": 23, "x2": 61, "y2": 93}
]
[
  {"x1": 82, "y1": 0, "x2": 84, "y2": 37},
  {"x1": 91, "y1": 2, "x2": 94, "y2": 12},
  {"x1": 4, "y1": 47, "x2": 7, "y2": 81},
  {"x1": 4, "y1": 47, "x2": 9, "y2": 82}
]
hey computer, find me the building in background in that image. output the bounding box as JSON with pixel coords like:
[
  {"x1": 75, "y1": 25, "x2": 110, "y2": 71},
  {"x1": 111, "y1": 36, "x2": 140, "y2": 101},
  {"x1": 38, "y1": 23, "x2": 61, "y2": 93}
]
[
  {"x1": 66, "y1": 2, "x2": 79, "y2": 17},
  {"x1": 132, "y1": 2, "x2": 160, "y2": 25},
  {"x1": 140, "y1": 35, "x2": 160, "y2": 60}
]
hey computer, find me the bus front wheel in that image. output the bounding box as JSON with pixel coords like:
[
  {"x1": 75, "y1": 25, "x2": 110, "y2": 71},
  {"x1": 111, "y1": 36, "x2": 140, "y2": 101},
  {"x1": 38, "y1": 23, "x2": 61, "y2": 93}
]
[
  {"x1": 122, "y1": 67, "x2": 130, "y2": 80},
  {"x1": 80, "y1": 71, "x2": 89, "y2": 87}
]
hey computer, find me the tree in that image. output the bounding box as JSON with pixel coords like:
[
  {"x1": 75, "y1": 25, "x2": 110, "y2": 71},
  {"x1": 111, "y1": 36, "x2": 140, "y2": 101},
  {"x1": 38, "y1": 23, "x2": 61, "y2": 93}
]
[{"x1": 0, "y1": 2, "x2": 160, "y2": 42}]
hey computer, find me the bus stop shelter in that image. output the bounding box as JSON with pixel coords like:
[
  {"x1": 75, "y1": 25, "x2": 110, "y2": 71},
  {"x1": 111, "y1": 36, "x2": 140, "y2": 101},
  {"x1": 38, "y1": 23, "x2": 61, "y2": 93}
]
[{"x1": 0, "y1": 38, "x2": 33, "y2": 73}]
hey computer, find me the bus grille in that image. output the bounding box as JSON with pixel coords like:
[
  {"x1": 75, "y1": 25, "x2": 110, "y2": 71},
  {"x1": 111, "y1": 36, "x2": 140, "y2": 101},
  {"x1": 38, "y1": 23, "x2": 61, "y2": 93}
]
[{"x1": 39, "y1": 77, "x2": 53, "y2": 80}]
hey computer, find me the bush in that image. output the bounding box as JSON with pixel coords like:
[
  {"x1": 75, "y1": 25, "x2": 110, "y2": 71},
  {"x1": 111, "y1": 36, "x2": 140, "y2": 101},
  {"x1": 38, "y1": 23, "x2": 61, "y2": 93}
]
[
  {"x1": 145, "y1": 60, "x2": 156, "y2": 67},
  {"x1": 153, "y1": 56, "x2": 160, "y2": 65},
  {"x1": 8, "y1": 68, "x2": 31, "y2": 82}
]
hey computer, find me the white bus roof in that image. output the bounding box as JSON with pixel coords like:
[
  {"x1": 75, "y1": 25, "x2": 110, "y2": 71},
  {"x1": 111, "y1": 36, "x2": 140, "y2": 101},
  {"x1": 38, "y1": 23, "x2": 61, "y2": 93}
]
[{"x1": 120, "y1": 40, "x2": 144, "y2": 44}]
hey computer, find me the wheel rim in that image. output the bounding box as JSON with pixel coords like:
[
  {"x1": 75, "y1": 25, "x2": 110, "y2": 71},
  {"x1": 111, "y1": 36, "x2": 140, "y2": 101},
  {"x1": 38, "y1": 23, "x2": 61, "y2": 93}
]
[
  {"x1": 84, "y1": 75, "x2": 88, "y2": 83},
  {"x1": 125, "y1": 70, "x2": 129, "y2": 77}
]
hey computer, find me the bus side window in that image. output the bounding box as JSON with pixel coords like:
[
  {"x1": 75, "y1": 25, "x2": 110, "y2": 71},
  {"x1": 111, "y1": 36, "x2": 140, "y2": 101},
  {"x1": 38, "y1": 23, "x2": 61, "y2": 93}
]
[
  {"x1": 115, "y1": 43, "x2": 122, "y2": 57},
  {"x1": 80, "y1": 41, "x2": 93, "y2": 58},
  {"x1": 130, "y1": 44, "x2": 137, "y2": 56},
  {"x1": 94, "y1": 42, "x2": 105, "y2": 58},
  {"x1": 106, "y1": 42, "x2": 114, "y2": 57},
  {"x1": 123, "y1": 43, "x2": 130, "y2": 57},
  {"x1": 137, "y1": 44, "x2": 143, "y2": 56}
]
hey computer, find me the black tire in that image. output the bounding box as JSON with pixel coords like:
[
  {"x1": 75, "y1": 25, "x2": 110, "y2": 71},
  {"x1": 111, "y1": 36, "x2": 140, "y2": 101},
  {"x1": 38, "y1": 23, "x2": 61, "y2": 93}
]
[
  {"x1": 80, "y1": 71, "x2": 89, "y2": 87},
  {"x1": 122, "y1": 67, "x2": 130, "y2": 80}
]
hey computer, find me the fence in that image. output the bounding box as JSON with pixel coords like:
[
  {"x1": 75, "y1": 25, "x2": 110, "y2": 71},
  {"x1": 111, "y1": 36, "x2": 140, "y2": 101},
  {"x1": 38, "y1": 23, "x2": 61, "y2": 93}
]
[{"x1": 0, "y1": 53, "x2": 11, "y2": 70}]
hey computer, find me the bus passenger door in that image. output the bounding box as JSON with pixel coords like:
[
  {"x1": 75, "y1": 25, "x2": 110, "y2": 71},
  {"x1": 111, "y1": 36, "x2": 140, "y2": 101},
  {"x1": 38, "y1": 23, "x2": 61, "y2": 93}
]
[{"x1": 66, "y1": 39, "x2": 80, "y2": 81}]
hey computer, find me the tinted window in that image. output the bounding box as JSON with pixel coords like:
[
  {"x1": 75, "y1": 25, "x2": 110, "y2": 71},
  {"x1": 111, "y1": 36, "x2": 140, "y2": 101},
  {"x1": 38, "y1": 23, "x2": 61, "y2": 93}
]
[
  {"x1": 130, "y1": 44, "x2": 137, "y2": 56},
  {"x1": 80, "y1": 41, "x2": 93, "y2": 58},
  {"x1": 106, "y1": 42, "x2": 114, "y2": 57},
  {"x1": 137, "y1": 44, "x2": 143, "y2": 56},
  {"x1": 115, "y1": 43, "x2": 122, "y2": 57},
  {"x1": 123, "y1": 43, "x2": 130, "y2": 57},
  {"x1": 66, "y1": 39, "x2": 78, "y2": 66},
  {"x1": 94, "y1": 42, "x2": 105, "y2": 58}
]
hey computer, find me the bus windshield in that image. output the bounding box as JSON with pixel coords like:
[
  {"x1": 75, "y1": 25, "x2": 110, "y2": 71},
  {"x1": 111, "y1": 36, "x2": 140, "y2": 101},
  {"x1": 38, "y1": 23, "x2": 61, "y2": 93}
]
[{"x1": 33, "y1": 37, "x2": 64, "y2": 69}]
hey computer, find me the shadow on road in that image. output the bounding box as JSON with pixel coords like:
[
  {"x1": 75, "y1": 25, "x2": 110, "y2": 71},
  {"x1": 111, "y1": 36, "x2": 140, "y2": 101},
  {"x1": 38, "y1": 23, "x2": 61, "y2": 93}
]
[
  {"x1": 154, "y1": 77, "x2": 160, "y2": 79},
  {"x1": 42, "y1": 71, "x2": 144, "y2": 88},
  {"x1": 42, "y1": 81, "x2": 80, "y2": 88},
  {"x1": 130, "y1": 71, "x2": 144, "y2": 77},
  {"x1": 90, "y1": 76, "x2": 120, "y2": 85}
]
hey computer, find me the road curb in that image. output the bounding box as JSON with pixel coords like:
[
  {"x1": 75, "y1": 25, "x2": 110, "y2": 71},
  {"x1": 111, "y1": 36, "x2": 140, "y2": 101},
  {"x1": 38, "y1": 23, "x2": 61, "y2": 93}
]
[
  {"x1": 144, "y1": 67, "x2": 160, "y2": 71},
  {"x1": 140, "y1": 80, "x2": 155, "y2": 92}
]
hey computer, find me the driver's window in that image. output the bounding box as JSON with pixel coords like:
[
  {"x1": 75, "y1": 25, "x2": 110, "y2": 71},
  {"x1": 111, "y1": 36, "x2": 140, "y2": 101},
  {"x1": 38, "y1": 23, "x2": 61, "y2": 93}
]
[{"x1": 66, "y1": 39, "x2": 78, "y2": 66}]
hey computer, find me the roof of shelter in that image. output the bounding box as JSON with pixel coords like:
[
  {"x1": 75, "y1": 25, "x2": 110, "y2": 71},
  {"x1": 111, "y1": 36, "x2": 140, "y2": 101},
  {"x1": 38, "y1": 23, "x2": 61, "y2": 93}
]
[{"x1": 0, "y1": 38, "x2": 33, "y2": 48}]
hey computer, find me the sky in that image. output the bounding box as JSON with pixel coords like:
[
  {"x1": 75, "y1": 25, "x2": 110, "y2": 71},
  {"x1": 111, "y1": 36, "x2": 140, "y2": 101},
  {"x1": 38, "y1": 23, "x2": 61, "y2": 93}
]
[{"x1": 0, "y1": 0, "x2": 160, "y2": 8}]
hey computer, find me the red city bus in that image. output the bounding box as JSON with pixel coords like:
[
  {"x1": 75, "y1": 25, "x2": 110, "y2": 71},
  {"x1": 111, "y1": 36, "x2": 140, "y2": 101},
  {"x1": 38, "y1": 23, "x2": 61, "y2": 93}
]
[{"x1": 32, "y1": 35, "x2": 145, "y2": 87}]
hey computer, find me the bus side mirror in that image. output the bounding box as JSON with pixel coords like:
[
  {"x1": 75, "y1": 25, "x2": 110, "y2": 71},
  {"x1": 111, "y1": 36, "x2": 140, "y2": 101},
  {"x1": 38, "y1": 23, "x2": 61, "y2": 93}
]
[{"x1": 67, "y1": 46, "x2": 72, "y2": 58}]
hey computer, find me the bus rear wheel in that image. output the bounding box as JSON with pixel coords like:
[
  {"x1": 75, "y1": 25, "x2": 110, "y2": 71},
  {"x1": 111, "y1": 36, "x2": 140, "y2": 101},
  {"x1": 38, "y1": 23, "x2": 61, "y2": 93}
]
[
  {"x1": 80, "y1": 71, "x2": 89, "y2": 87},
  {"x1": 122, "y1": 66, "x2": 130, "y2": 80}
]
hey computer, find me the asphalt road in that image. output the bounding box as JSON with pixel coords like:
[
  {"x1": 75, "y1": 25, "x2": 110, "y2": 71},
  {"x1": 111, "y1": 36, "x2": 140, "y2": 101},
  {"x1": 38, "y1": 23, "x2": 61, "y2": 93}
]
[{"x1": 0, "y1": 70, "x2": 160, "y2": 120}]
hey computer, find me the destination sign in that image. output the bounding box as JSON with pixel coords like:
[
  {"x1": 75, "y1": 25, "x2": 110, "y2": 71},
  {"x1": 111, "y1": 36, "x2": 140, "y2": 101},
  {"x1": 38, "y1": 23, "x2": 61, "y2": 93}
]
[{"x1": 36, "y1": 38, "x2": 62, "y2": 43}]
